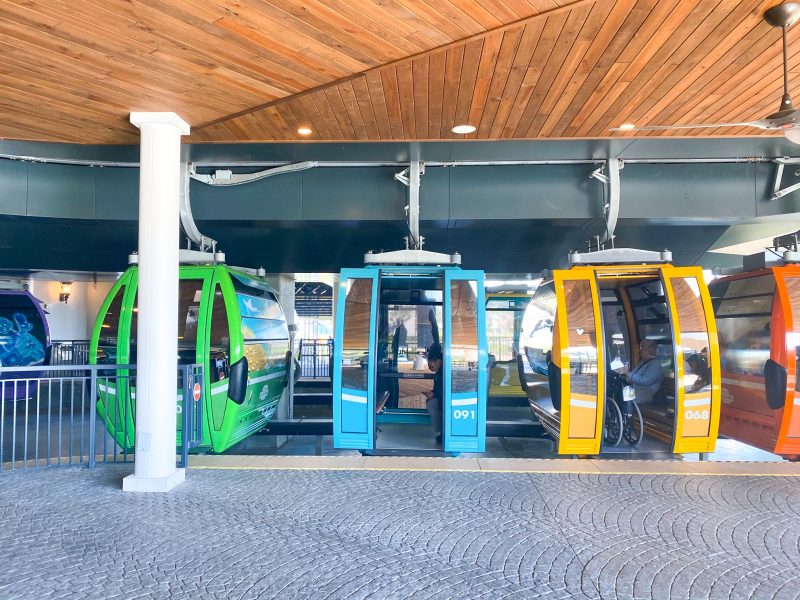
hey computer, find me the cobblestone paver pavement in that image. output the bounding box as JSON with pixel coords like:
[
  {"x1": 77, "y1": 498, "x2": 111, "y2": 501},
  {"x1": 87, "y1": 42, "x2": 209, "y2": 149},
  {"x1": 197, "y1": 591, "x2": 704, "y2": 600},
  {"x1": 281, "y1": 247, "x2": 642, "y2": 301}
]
[{"x1": 1, "y1": 466, "x2": 799, "y2": 599}]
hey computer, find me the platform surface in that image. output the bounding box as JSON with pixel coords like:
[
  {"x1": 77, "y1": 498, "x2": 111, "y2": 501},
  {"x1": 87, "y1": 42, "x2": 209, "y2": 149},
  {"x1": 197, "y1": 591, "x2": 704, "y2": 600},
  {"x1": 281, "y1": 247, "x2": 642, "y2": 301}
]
[{"x1": 1, "y1": 461, "x2": 799, "y2": 599}]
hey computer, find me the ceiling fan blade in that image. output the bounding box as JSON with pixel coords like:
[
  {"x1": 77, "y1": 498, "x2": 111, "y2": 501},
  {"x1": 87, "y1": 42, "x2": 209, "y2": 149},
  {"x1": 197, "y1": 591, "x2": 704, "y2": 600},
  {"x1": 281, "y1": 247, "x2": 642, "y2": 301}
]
[
  {"x1": 784, "y1": 128, "x2": 800, "y2": 144},
  {"x1": 610, "y1": 121, "x2": 769, "y2": 131}
]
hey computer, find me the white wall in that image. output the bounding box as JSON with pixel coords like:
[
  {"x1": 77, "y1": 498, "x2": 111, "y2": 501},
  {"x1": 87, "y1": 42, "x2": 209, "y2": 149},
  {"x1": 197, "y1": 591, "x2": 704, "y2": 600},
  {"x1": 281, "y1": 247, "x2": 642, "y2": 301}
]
[
  {"x1": 28, "y1": 280, "x2": 114, "y2": 341},
  {"x1": 0, "y1": 279, "x2": 26, "y2": 290},
  {"x1": 261, "y1": 273, "x2": 296, "y2": 446}
]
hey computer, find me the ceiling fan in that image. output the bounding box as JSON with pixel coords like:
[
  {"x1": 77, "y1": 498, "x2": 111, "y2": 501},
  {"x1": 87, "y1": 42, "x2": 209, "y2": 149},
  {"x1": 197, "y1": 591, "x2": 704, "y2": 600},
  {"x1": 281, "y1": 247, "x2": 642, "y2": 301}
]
[{"x1": 611, "y1": 3, "x2": 800, "y2": 143}]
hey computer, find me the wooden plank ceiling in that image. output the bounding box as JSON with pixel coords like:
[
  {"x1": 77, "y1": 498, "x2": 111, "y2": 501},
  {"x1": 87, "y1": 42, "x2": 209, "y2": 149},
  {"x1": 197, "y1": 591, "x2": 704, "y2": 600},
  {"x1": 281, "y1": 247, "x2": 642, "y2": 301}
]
[{"x1": 0, "y1": 0, "x2": 795, "y2": 144}]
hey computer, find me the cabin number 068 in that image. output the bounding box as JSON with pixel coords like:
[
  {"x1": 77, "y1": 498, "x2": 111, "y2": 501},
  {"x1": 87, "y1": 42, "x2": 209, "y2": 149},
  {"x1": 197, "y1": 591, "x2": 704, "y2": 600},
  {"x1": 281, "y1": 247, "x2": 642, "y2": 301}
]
[{"x1": 685, "y1": 409, "x2": 709, "y2": 420}]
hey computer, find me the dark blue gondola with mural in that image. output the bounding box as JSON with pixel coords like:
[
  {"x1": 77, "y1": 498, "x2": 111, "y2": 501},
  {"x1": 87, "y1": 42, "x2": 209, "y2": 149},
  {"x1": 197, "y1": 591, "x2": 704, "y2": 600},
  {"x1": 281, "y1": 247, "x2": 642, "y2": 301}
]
[{"x1": 0, "y1": 290, "x2": 51, "y2": 399}]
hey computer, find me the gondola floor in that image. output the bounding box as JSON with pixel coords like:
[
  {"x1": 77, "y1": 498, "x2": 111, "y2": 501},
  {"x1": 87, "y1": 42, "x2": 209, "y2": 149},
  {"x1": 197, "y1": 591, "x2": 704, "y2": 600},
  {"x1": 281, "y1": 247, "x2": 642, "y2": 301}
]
[
  {"x1": 1, "y1": 403, "x2": 785, "y2": 465},
  {"x1": 375, "y1": 423, "x2": 440, "y2": 451},
  {"x1": 599, "y1": 434, "x2": 672, "y2": 458}
]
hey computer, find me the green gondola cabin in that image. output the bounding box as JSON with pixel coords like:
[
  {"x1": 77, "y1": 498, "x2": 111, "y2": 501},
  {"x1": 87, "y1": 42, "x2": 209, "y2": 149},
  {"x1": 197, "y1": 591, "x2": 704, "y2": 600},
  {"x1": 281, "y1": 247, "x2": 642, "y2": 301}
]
[{"x1": 89, "y1": 264, "x2": 290, "y2": 453}]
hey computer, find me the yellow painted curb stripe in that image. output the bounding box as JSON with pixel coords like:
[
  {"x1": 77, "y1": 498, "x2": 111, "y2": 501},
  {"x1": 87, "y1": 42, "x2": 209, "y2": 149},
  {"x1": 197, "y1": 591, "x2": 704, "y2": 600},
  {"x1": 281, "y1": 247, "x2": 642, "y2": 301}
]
[{"x1": 189, "y1": 465, "x2": 800, "y2": 477}]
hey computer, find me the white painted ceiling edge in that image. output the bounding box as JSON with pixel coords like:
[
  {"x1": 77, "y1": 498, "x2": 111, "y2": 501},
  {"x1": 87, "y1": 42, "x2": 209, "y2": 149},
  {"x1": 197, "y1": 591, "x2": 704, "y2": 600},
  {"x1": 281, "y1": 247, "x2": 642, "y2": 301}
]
[{"x1": 709, "y1": 214, "x2": 800, "y2": 255}]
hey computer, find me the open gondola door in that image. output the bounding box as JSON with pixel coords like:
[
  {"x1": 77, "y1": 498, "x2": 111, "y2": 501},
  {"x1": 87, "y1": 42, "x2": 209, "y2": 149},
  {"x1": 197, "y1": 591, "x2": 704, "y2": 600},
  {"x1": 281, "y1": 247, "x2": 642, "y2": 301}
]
[
  {"x1": 661, "y1": 267, "x2": 721, "y2": 453},
  {"x1": 554, "y1": 269, "x2": 604, "y2": 455},
  {"x1": 773, "y1": 270, "x2": 800, "y2": 455},
  {"x1": 444, "y1": 270, "x2": 487, "y2": 453},
  {"x1": 333, "y1": 268, "x2": 379, "y2": 450}
]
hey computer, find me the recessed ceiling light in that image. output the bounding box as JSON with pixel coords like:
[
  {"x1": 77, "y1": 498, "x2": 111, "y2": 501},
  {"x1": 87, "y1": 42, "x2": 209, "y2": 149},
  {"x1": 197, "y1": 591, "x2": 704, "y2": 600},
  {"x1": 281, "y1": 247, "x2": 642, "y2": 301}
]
[
  {"x1": 619, "y1": 123, "x2": 636, "y2": 131},
  {"x1": 451, "y1": 124, "x2": 476, "y2": 134},
  {"x1": 297, "y1": 127, "x2": 312, "y2": 136}
]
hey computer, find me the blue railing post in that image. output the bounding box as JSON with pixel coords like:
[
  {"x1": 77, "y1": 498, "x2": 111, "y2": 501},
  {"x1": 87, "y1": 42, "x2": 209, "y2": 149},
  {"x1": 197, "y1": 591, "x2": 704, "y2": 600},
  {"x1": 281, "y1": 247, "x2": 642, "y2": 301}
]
[
  {"x1": 196, "y1": 365, "x2": 203, "y2": 447},
  {"x1": 180, "y1": 364, "x2": 190, "y2": 469},
  {"x1": 88, "y1": 367, "x2": 97, "y2": 468}
]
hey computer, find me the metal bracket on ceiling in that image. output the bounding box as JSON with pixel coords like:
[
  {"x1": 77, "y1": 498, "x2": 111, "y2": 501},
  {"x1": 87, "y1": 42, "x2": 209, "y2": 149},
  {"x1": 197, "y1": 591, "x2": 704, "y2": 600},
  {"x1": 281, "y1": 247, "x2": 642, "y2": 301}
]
[
  {"x1": 589, "y1": 158, "x2": 623, "y2": 246},
  {"x1": 395, "y1": 161, "x2": 425, "y2": 250},
  {"x1": 772, "y1": 229, "x2": 800, "y2": 263},
  {"x1": 770, "y1": 156, "x2": 800, "y2": 200}
]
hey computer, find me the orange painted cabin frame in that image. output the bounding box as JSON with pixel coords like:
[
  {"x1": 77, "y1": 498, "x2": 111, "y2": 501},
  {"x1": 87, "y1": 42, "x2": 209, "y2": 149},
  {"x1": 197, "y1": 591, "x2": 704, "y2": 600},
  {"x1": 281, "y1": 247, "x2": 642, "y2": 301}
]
[{"x1": 711, "y1": 266, "x2": 800, "y2": 458}]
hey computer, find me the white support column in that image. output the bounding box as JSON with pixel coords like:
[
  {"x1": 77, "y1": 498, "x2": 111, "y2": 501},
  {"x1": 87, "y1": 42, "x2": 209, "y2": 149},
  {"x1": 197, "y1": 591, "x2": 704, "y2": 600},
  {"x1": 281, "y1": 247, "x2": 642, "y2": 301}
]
[{"x1": 123, "y1": 112, "x2": 189, "y2": 493}]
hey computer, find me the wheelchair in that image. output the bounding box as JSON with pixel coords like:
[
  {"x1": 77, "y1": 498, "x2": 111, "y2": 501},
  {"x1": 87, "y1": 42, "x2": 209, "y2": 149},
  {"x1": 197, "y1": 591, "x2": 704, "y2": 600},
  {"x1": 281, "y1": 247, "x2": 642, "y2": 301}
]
[{"x1": 603, "y1": 371, "x2": 644, "y2": 447}]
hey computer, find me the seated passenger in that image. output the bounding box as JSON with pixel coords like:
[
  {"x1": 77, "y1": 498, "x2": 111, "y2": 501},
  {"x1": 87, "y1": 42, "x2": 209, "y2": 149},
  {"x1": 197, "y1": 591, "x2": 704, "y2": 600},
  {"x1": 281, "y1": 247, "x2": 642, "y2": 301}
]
[
  {"x1": 618, "y1": 339, "x2": 665, "y2": 404},
  {"x1": 731, "y1": 324, "x2": 770, "y2": 350},
  {"x1": 686, "y1": 353, "x2": 710, "y2": 392},
  {"x1": 422, "y1": 342, "x2": 444, "y2": 445}
]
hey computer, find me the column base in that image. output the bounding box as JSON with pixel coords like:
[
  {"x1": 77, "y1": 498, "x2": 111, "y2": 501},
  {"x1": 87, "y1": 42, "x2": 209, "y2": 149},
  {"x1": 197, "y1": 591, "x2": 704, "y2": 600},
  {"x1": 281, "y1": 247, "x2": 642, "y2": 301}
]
[{"x1": 122, "y1": 468, "x2": 185, "y2": 493}]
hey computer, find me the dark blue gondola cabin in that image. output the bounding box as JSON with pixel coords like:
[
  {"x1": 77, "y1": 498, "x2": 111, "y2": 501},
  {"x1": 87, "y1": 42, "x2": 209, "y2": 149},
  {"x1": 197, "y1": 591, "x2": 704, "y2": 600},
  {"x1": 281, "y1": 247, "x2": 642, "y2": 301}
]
[
  {"x1": 333, "y1": 266, "x2": 487, "y2": 453},
  {"x1": 0, "y1": 290, "x2": 50, "y2": 400}
]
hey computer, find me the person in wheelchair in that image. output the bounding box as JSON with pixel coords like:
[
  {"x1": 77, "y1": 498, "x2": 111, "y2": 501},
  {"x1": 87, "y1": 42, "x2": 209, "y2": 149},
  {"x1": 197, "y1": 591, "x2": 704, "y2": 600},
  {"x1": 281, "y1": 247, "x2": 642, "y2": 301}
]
[{"x1": 615, "y1": 339, "x2": 665, "y2": 404}]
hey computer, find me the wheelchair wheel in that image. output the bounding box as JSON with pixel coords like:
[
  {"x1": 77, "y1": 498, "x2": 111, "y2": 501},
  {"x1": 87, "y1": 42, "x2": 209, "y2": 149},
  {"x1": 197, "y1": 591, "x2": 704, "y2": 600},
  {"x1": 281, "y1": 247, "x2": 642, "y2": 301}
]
[
  {"x1": 603, "y1": 398, "x2": 623, "y2": 447},
  {"x1": 623, "y1": 400, "x2": 644, "y2": 446}
]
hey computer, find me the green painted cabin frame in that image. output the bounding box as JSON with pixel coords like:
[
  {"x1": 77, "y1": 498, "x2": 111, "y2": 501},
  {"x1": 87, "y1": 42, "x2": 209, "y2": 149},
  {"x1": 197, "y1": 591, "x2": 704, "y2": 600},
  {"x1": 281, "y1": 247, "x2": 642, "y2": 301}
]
[{"x1": 89, "y1": 265, "x2": 289, "y2": 453}]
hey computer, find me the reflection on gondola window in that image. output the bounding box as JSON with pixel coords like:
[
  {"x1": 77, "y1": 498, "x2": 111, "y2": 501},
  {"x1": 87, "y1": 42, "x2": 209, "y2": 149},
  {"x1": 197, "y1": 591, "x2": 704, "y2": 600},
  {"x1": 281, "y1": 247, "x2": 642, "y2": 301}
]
[
  {"x1": 209, "y1": 287, "x2": 230, "y2": 383},
  {"x1": 98, "y1": 287, "x2": 125, "y2": 350},
  {"x1": 238, "y1": 291, "x2": 289, "y2": 373},
  {"x1": 600, "y1": 288, "x2": 630, "y2": 371},
  {"x1": 712, "y1": 274, "x2": 775, "y2": 377},
  {"x1": 341, "y1": 279, "x2": 373, "y2": 392},
  {"x1": 178, "y1": 282, "x2": 203, "y2": 360},
  {"x1": 521, "y1": 281, "x2": 556, "y2": 376},
  {"x1": 97, "y1": 286, "x2": 129, "y2": 363},
  {"x1": 671, "y1": 277, "x2": 713, "y2": 393},
  {"x1": 451, "y1": 280, "x2": 479, "y2": 394},
  {"x1": 563, "y1": 280, "x2": 598, "y2": 396}
]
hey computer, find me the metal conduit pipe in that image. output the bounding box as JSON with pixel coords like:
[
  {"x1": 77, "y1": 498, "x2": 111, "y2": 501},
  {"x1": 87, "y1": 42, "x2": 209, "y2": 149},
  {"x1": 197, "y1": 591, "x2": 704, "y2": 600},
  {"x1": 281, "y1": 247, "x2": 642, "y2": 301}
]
[
  {"x1": 0, "y1": 154, "x2": 779, "y2": 168},
  {"x1": 189, "y1": 160, "x2": 318, "y2": 186}
]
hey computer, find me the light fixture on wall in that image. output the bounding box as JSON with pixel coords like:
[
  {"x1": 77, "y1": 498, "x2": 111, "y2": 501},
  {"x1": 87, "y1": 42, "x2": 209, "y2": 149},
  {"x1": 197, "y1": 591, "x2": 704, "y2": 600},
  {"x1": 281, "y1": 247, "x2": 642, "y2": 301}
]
[{"x1": 59, "y1": 281, "x2": 72, "y2": 304}]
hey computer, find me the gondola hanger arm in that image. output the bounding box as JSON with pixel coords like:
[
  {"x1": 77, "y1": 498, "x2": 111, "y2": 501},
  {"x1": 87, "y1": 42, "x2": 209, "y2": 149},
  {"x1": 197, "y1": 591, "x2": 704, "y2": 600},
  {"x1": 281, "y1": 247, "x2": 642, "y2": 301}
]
[{"x1": 589, "y1": 159, "x2": 623, "y2": 246}]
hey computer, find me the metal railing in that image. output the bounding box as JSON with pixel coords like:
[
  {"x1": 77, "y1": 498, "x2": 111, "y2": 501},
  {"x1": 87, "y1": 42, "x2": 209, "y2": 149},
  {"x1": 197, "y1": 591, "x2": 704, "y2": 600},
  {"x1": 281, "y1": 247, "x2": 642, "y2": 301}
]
[
  {"x1": 299, "y1": 338, "x2": 333, "y2": 379},
  {"x1": 488, "y1": 336, "x2": 516, "y2": 362},
  {"x1": 0, "y1": 363, "x2": 204, "y2": 473},
  {"x1": 178, "y1": 363, "x2": 204, "y2": 468},
  {"x1": 49, "y1": 340, "x2": 90, "y2": 368}
]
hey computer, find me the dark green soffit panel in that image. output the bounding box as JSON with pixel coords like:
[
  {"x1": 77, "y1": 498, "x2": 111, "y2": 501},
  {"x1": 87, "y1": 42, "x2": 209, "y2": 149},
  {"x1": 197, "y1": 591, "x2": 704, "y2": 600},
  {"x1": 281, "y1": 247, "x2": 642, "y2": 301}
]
[
  {"x1": 0, "y1": 214, "x2": 728, "y2": 275},
  {"x1": 0, "y1": 161, "x2": 781, "y2": 223},
  {"x1": 2, "y1": 137, "x2": 800, "y2": 164},
  {"x1": 0, "y1": 159, "x2": 26, "y2": 216},
  {"x1": 27, "y1": 163, "x2": 94, "y2": 219}
]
